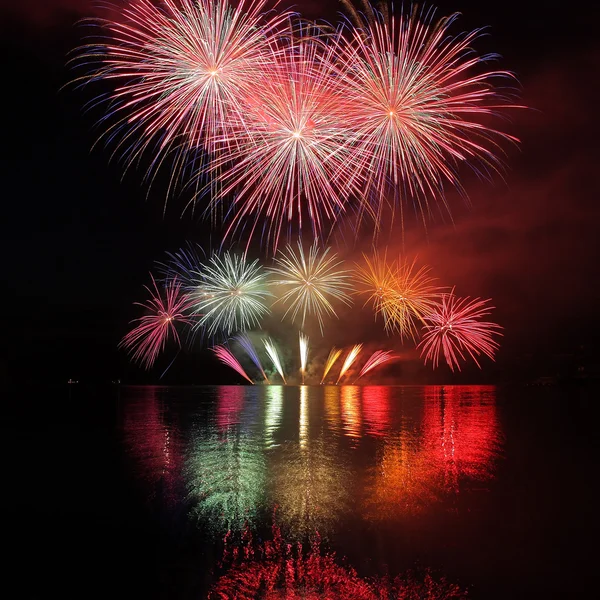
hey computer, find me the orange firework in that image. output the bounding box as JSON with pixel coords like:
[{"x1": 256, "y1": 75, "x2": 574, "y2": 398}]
[
  {"x1": 336, "y1": 344, "x2": 363, "y2": 384},
  {"x1": 321, "y1": 347, "x2": 342, "y2": 384}
]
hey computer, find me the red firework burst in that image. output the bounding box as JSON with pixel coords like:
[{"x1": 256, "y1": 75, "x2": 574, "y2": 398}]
[{"x1": 418, "y1": 292, "x2": 502, "y2": 371}]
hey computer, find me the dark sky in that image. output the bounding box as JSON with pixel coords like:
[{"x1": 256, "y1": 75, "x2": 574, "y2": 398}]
[{"x1": 2, "y1": 0, "x2": 599, "y2": 384}]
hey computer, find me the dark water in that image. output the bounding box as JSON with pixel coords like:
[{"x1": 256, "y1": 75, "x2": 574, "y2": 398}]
[{"x1": 5, "y1": 384, "x2": 597, "y2": 598}]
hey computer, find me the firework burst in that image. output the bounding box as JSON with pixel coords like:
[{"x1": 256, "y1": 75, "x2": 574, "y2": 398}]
[
  {"x1": 80, "y1": 0, "x2": 289, "y2": 183},
  {"x1": 213, "y1": 345, "x2": 254, "y2": 384},
  {"x1": 207, "y1": 24, "x2": 363, "y2": 250},
  {"x1": 119, "y1": 275, "x2": 193, "y2": 369},
  {"x1": 336, "y1": 344, "x2": 363, "y2": 384},
  {"x1": 263, "y1": 338, "x2": 286, "y2": 383},
  {"x1": 270, "y1": 242, "x2": 353, "y2": 333},
  {"x1": 355, "y1": 252, "x2": 400, "y2": 332},
  {"x1": 382, "y1": 257, "x2": 442, "y2": 341},
  {"x1": 331, "y1": 4, "x2": 519, "y2": 226},
  {"x1": 192, "y1": 252, "x2": 271, "y2": 336},
  {"x1": 418, "y1": 292, "x2": 502, "y2": 371}
]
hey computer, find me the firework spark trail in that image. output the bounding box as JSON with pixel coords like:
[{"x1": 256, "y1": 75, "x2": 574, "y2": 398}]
[
  {"x1": 119, "y1": 275, "x2": 193, "y2": 369},
  {"x1": 336, "y1": 344, "x2": 363, "y2": 384},
  {"x1": 330, "y1": 6, "x2": 519, "y2": 227},
  {"x1": 236, "y1": 333, "x2": 269, "y2": 382},
  {"x1": 418, "y1": 292, "x2": 502, "y2": 371},
  {"x1": 80, "y1": 0, "x2": 290, "y2": 186},
  {"x1": 192, "y1": 252, "x2": 271, "y2": 336},
  {"x1": 207, "y1": 23, "x2": 365, "y2": 250},
  {"x1": 299, "y1": 332, "x2": 309, "y2": 384},
  {"x1": 354, "y1": 350, "x2": 398, "y2": 383},
  {"x1": 263, "y1": 338, "x2": 286, "y2": 384},
  {"x1": 270, "y1": 242, "x2": 353, "y2": 333},
  {"x1": 157, "y1": 242, "x2": 205, "y2": 291},
  {"x1": 321, "y1": 347, "x2": 342, "y2": 384},
  {"x1": 213, "y1": 345, "x2": 254, "y2": 384}
]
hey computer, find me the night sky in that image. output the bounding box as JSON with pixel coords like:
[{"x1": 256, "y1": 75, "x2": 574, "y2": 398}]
[{"x1": 2, "y1": 0, "x2": 599, "y2": 385}]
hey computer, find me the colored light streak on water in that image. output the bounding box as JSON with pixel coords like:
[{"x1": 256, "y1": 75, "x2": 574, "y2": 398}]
[
  {"x1": 216, "y1": 385, "x2": 245, "y2": 430},
  {"x1": 323, "y1": 385, "x2": 341, "y2": 433},
  {"x1": 362, "y1": 386, "x2": 392, "y2": 438},
  {"x1": 300, "y1": 385, "x2": 309, "y2": 448},
  {"x1": 336, "y1": 344, "x2": 363, "y2": 384},
  {"x1": 263, "y1": 338, "x2": 286, "y2": 383},
  {"x1": 213, "y1": 345, "x2": 254, "y2": 384},
  {"x1": 299, "y1": 332, "x2": 309, "y2": 385},
  {"x1": 236, "y1": 333, "x2": 270, "y2": 383},
  {"x1": 187, "y1": 387, "x2": 266, "y2": 535},
  {"x1": 422, "y1": 386, "x2": 501, "y2": 489},
  {"x1": 264, "y1": 385, "x2": 283, "y2": 449},
  {"x1": 341, "y1": 385, "x2": 362, "y2": 440},
  {"x1": 321, "y1": 347, "x2": 342, "y2": 384},
  {"x1": 121, "y1": 386, "x2": 182, "y2": 506},
  {"x1": 209, "y1": 518, "x2": 467, "y2": 598}
]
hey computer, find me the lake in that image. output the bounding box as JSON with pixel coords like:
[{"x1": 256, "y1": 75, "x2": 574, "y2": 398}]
[{"x1": 5, "y1": 384, "x2": 596, "y2": 598}]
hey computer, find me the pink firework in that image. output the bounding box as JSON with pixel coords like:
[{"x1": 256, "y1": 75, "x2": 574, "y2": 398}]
[
  {"x1": 418, "y1": 293, "x2": 502, "y2": 372},
  {"x1": 331, "y1": 6, "x2": 519, "y2": 225},
  {"x1": 120, "y1": 275, "x2": 193, "y2": 369},
  {"x1": 82, "y1": 0, "x2": 289, "y2": 175},
  {"x1": 208, "y1": 24, "x2": 362, "y2": 250},
  {"x1": 213, "y1": 345, "x2": 254, "y2": 384},
  {"x1": 355, "y1": 350, "x2": 398, "y2": 382}
]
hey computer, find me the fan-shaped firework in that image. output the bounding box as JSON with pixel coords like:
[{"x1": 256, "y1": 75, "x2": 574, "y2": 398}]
[
  {"x1": 355, "y1": 350, "x2": 398, "y2": 382},
  {"x1": 236, "y1": 333, "x2": 269, "y2": 382},
  {"x1": 119, "y1": 275, "x2": 193, "y2": 369},
  {"x1": 418, "y1": 292, "x2": 502, "y2": 371},
  {"x1": 299, "y1": 332, "x2": 309, "y2": 384},
  {"x1": 331, "y1": 3, "x2": 518, "y2": 226},
  {"x1": 192, "y1": 252, "x2": 271, "y2": 336},
  {"x1": 81, "y1": 0, "x2": 289, "y2": 180},
  {"x1": 213, "y1": 345, "x2": 254, "y2": 384},
  {"x1": 208, "y1": 24, "x2": 363, "y2": 250},
  {"x1": 337, "y1": 344, "x2": 363, "y2": 384},
  {"x1": 321, "y1": 347, "x2": 343, "y2": 384},
  {"x1": 270, "y1": 242, "x2": 353, "y2": 333},
  {"x1": 263, "y1": 338, "x2": 286, "y2": 383}
]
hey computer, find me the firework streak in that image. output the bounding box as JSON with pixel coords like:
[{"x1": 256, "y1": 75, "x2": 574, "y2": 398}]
[
  {"x1": 120, "y1": 276, "x2": 193, "y2": 369},
  {"x1": 354, "y1": 350, "x2": 398, "y2": 383},
  {"x1": 263, "y1": 338, "x2": 286, "y2": 384},
  {"x1": 213, "y1": 345, "x2": 254, "y2": 384},
  {"x1": 418, "y1": 293, "x2": 502, "y2": 371},
  {"x1": 336, "y1": 344, "x2": 363, "y2": 384},
  {"x1": 236, "y1": 333, "x2": 269, "y2": 382},
  {"x1": 321, "y1": 347, "x2": 342, "y2": 384},
  {"x1": 299, "y1": 333, "x2": 309, "y2": 384}
]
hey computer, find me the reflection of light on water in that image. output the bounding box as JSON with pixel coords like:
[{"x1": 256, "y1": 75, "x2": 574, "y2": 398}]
[
  {"x1": 264, "y1": 385, "x2": 283, "y2": 449},
  {"x1": 362, "y1": 386, "x2": 392, "y2": 438},
  {"x1": 121, "y1": 386, "x2": 181, "y2": 505},
  {"x1": 300, "y1": 385, "x2": 308, "y2": 449},
  {"x1": 323, "y1": 385, "x2": 341, "y2": 434},
  {"x1": 341, "y1": 386, "x2": 361, "y2": 440},
  {"x1": 363, "y1": 385, "x2": 501, "y2": 520},
  {"x1": 186, "y1": 386, "x2": 266, "y2": 535}
]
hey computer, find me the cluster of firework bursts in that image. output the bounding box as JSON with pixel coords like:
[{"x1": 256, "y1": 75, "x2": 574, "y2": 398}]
[
  {"x1": 119, "y1": 243, "x2": 502, "y2": 381},
  {"x1": 76, "y1": 0, "x2": 517, "y2": 380},
  {"x1": 78, "y1": 0, "x2": 518, "y2": 250}
]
